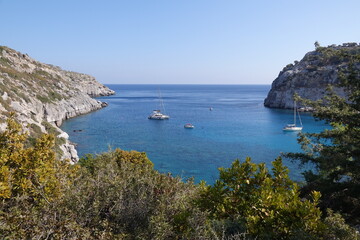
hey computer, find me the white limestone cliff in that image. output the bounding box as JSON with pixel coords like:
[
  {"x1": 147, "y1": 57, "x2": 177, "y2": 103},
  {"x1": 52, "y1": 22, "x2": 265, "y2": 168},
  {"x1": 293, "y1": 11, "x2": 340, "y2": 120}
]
[
  {"x1": 0, "y1": 46, "x2": 115, "y2": 161},
  {"x1": 264, "y1": 43, "x2": 360, "y2": 109}
]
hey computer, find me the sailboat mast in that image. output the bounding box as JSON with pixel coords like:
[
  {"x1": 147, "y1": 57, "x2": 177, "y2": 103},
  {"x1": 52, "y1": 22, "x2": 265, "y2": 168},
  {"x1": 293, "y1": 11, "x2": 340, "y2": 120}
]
[
  {"x1": 294, "y1": 101, "x2": 296, "y2": 126},
  {"x1": 158, "y1": 89, "x2": 166, "y2": 114}
]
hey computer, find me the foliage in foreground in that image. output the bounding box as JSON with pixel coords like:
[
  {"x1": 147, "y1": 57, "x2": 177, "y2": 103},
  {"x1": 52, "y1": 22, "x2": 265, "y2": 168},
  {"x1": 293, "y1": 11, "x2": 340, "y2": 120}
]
[
  {"x1": 197, "y1": 157, "x2": 324, "y2": 239},
  {"x1": 286, "y1": 46, "x2": 360, "y2": 224},
  {"x1": 0, "y1": 115, "x2": 80, "y2": 238},
  {"x1": 0, "y1": 116, "x2": 208, "y2": 239},
  {"x1": 0, "y1": 116, "x2": 358, "y2": 239}
]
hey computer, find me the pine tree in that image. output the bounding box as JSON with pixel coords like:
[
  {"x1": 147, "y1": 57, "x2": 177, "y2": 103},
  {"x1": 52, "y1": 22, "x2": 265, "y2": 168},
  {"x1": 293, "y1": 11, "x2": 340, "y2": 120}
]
[{"x1": 286, "y1": 47, "x2": 360, "y2": 224}]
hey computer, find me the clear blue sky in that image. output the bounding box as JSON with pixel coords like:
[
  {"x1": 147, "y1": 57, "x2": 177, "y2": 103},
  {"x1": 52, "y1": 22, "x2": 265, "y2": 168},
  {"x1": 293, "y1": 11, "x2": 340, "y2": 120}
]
[{"x1": 1, "y1": 0, "x2": 360, "y2": 84}]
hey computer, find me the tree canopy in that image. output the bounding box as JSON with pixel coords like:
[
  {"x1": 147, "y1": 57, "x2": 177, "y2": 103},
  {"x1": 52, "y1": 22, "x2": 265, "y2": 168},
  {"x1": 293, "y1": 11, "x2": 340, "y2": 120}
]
[
  {"x1": 287, "y1": 46, "x2": 360, "y2": 224},
  {"x1": 196, "y1": 157, "x2": 324, "y2": 239}
]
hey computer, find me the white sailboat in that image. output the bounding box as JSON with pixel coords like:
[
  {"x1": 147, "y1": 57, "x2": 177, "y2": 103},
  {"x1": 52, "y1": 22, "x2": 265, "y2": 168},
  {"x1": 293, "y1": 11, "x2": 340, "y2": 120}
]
[
  {"x1": 283, "y1": 101, "x2": 303, "y2": 131},
  {"x1": 148, "y1": 90, "x2": 170, "y2": 120}
]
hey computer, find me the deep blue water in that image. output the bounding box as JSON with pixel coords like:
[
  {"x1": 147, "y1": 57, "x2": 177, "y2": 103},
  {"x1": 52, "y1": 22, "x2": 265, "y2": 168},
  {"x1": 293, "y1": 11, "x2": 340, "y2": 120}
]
[{"x1": 61, "y1": 84, "x2": 326, "y2": 183}]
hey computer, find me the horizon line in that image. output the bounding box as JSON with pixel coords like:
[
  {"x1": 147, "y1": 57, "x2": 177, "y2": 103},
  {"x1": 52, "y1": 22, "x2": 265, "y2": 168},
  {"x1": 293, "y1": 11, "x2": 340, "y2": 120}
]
[{"x1": 103, "y1": 83, "x2": 272, "y2": 85}]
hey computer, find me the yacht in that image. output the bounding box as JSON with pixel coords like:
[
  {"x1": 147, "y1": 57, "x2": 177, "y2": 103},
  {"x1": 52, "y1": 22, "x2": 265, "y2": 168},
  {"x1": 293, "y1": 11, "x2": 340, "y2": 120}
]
[
  {"x1": 148, "y1": 89, "x2": 170, "y2": 120},
  {"x1": 148, "y1": 110, "x2": 169, "y2": 120}
]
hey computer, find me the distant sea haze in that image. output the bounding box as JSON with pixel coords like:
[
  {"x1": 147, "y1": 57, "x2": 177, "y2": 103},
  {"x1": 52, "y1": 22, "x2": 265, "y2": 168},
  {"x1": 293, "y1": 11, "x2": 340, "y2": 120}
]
[{"x1": 61, "y1": 84, "x2": 327, "y2": 184}]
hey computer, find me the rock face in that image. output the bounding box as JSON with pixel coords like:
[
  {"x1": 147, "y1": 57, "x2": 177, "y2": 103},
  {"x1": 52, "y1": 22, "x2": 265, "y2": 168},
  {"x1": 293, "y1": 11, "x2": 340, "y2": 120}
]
[
  {"x1": 0, "y1": 46, "x2": 115, "y2": 161},
  {"x1": 264, "y1": 43, "x2": 360, "y2": 109}
]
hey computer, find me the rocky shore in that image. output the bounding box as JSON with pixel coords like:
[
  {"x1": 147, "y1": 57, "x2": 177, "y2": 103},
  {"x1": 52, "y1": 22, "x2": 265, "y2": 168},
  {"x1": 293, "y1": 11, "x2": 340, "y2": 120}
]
[
  {"x1": 0, "y1": 46, "x2": 115, "y2": 161},
  {"x1": 264, "y1": 43, "x2": 360, "y2": 109}
]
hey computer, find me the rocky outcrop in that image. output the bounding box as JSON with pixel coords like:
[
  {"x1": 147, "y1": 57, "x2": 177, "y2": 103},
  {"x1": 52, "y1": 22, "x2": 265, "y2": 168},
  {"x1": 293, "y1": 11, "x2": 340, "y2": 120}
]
[
  {"x1": 0, "y1": 46, "x2": 115, "y2": 161},
  {"x1": 264, "y1": 43, "x2": 360, "y2": 109}
]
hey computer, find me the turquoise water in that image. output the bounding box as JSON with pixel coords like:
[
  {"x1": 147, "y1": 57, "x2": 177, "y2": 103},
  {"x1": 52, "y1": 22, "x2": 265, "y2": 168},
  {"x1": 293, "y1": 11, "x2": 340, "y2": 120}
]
[{"x1": 61, "y1": 84, "x2": 326, "y2": 183}]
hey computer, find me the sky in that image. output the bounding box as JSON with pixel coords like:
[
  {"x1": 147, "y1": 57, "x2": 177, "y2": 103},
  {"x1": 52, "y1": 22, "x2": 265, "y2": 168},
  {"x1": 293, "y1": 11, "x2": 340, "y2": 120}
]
[{"x1": 1, "y1": 0, "x2": 360, "y2": 85}]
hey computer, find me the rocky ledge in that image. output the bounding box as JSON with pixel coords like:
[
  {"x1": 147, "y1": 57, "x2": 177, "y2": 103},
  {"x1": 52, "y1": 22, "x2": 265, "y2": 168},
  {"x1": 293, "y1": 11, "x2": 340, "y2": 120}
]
[
  {"x1": 0, "y1": 46, "x2": 115, "y2": 161},
  {"x1": 264, "y1": 43, "x2": 360, "y2": 109}
]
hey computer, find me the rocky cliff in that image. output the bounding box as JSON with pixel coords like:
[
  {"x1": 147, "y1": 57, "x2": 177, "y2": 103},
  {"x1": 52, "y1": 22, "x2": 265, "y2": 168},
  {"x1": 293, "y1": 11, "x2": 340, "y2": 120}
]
[
  {"x1": 0, "y1": 46, "x2": 115, "y2": 161},
  {"x1": 264, "y1": 43, "x2": 360, "y2": 109}
]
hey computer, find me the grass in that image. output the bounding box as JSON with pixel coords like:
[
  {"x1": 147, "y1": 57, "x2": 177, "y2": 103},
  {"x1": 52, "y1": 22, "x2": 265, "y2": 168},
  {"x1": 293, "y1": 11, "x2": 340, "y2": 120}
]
[
  {"x1": 0, "y1": 46, "x2": 10, "y2": 53},
  {"x1": 0, "y1": 97, "x2": 12, "y2": 111},
  {"x1": 0, "y1": 66, "x2": 28, "y2": 81},
  {"x1": 21, "y1": 63, "x2": 30, "y2": 69},
  {"x1": 42, "y1": 121, "x2": 61, "y2": 136},
  {"x1": 30, "y1": 123, "x2": 43, "y2": 136},
  {"x1": 49, "y1": 91, "x2": 63, "y2": 101},
  {"x1": 42, "y1": 121, "x2": 68, "y2": 159},
  {"x1": 0, "y1": 62, "x2": 70, "y2": 105},
  {"x1": 36, "y1": 90, "x2": 64, "y2": 103},
  {"x1": 17, "y1": 91, "x2": 31, "y2": 103},
  {"x1": 0, "y1": 47, "x2": 82, "y2": 106},
  {"x1": 36, "y1": 95, "x2": 51, "y2": 103},
  {"x1": 0, "y1": 57, "x2": 11, "y2": 66}
]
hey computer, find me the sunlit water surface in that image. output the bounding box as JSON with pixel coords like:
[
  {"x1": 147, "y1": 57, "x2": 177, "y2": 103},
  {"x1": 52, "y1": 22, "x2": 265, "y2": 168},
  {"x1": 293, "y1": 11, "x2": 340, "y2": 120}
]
[{"x1": 61, "y1": 85, "x2": 326, "y2": 183}]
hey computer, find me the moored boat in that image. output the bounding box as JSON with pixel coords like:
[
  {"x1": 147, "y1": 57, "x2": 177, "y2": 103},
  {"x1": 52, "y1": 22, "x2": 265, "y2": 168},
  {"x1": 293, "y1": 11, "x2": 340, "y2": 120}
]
[
  {"x1": 283, "y1": 101, "x2": 303, "y2": 131},
  {"x1": 283, "y1": 124, "x2": 303, "y2": 131},
  {"x1": 148, "y1": 110, "x2": 169, "y2": 120},
  {"x1": 148, "y1": 89, "x2": 170, "y2": 120}
]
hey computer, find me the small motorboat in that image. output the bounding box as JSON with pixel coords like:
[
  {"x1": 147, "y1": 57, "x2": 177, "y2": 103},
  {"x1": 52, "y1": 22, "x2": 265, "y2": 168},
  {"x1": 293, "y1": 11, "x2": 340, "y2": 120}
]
[{"x1": 184, "y1": 123, "x2": 194, "y2": 129}]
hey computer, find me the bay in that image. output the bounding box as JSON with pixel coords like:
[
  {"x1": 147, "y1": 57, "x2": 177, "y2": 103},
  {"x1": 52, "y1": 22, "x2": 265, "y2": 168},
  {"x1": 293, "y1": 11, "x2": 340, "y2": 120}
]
[{"x1": 60, "y1": 84, "x2": 326, "y2": 183}]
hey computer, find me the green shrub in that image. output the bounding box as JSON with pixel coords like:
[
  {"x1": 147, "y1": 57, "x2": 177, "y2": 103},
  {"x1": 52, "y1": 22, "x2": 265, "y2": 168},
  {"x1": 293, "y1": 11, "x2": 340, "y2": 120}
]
[
  {"x1": 0, "y1": 117, "x2": 358, "y2": 239},
  {"x1": 70, "y1": 150, "x2": 207, "y2": 239},
  {"x1": 196, "y1": 157, "x2": 324, "y2": 239}
]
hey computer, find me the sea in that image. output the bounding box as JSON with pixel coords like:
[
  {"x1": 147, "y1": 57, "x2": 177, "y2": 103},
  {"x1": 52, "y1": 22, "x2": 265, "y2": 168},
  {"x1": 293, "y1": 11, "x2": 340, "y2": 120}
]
[{"x1": 60, "y1": 84, "x2": 327, "y2": 184}]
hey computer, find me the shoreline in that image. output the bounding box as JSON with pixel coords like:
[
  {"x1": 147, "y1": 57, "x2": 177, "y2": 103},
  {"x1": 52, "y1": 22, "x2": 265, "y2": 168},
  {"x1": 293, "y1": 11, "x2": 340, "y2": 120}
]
[{"x1": 0, "y1": 46, "x2": 116, "y2": 162}]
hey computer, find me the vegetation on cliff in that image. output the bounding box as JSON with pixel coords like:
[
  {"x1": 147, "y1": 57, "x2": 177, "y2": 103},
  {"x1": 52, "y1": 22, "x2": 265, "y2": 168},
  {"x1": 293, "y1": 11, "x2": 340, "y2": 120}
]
[
  {"x1": 286, "y1": 44, "x2": 360, "y2": 225},
  {"x1": 264, "y1": 42, "x2": 360, "y2": 109},
  {"x1": 0, "y1": 46, "x2": 68, "y2": 104},
  {"x1": 0, "y1": 45, "x2": 115, "y2": 161},
  {"x1": 0, "y1": 116, "x2": 358, "y2": 239}
]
